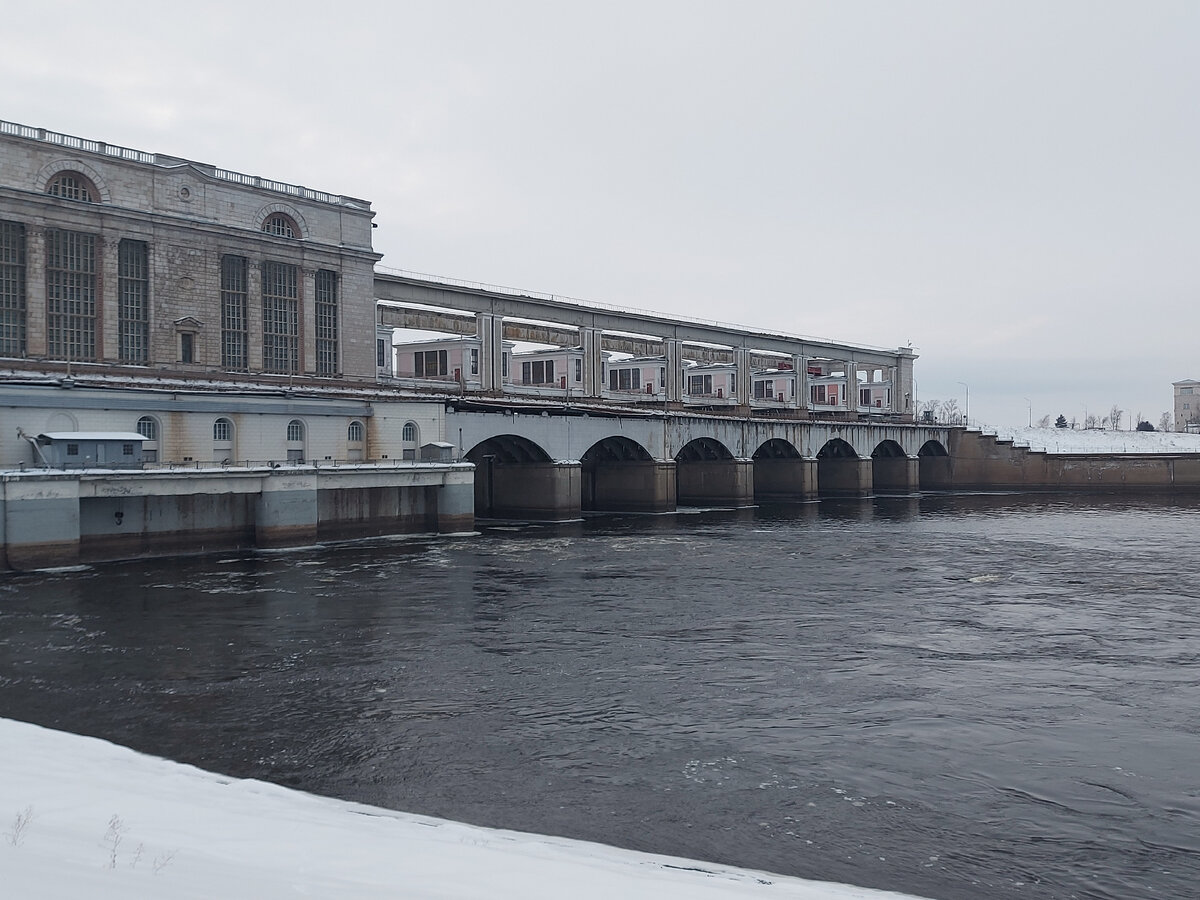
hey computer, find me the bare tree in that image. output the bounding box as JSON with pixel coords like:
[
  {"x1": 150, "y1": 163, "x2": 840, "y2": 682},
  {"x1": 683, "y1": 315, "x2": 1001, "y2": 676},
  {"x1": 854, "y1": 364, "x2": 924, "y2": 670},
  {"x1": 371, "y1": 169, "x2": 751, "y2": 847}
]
[
  {"x1": 1037, "y1": 414, "x2": 1051, "y2": 428},
  {"x1": 1109, "y1": 405, "x2": 1123, "y2": 430},
  {"x1": 1084, "y1": 413, "x2": 1098, "y2": 429},
  {"x1": 942, "y1": 398, "x2": 960, "y2": 424},
  {"x1": 1159, "y1": 412, "x2": 1173, "y2": 432}
]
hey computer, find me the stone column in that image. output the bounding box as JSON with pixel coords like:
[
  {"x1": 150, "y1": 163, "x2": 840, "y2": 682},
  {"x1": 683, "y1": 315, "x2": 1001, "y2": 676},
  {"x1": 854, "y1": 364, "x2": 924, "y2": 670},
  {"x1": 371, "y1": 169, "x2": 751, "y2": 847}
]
[
  {"x1": 734, "y1": 348, "x2": 752, "y2": 406},
  {"x1": 844, "y1": 361, "x2": 858, "y2": 416},
  {"x1": 665, "y1": 339, "x2": 684, "y2": 402},
  {"x1": 792, "y1": 354, "x2": 808, "y2": 413},
  {"x1": 894, "y1": 349, "x2": 916, "y2": 422},
  {"x1": 247, "y1": 261, "x2": 264, "y2": 372},
  {"x1": 301, "y1": 268, "x2": 317, "y2": 374},
  {"x1": 476, "y1": 313, "x2": 505, "y2": 392},
  {"x1": 99, "y1": 237, "x2": 119, "y2": 363},
  {"x1": 581, "y1": 326, "x2": 604, "y2": 397},
  {"x1": 25, "y1": 227, "x2": 46, "y2": 358}
]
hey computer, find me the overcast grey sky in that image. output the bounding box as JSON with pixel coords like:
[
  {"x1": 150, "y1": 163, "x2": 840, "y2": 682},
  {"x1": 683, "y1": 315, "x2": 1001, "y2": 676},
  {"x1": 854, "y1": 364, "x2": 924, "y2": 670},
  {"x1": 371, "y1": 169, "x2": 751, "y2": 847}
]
[{"x1": 4, "y1": 1, "x2": 1196, "y2": 427}]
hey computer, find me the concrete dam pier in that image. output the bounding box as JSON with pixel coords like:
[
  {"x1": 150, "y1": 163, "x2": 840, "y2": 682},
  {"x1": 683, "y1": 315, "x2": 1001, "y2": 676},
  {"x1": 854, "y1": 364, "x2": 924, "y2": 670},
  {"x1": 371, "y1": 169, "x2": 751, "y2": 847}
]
[{"x1": 0, "y1": 463, "x2": 474, "y2": 572}]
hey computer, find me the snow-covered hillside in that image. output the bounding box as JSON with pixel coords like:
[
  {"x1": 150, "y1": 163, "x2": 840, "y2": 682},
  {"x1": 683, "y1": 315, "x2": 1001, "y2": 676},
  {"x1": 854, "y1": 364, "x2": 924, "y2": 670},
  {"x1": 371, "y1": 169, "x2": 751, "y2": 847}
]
[{"x1": 0, "y1": 718, "x2": 924, "y2": 900}]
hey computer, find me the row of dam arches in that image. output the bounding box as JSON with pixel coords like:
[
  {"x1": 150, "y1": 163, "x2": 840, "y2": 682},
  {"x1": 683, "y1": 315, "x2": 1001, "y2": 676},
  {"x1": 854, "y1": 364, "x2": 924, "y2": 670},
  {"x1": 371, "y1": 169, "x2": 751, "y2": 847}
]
[{"x1": 465, "y1": 433, "x2": 951, "y2": 519}]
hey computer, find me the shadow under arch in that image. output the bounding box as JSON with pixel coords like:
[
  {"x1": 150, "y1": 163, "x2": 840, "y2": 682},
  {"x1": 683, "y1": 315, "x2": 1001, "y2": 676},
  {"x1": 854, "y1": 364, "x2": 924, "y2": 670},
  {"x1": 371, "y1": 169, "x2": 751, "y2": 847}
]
[
  {"x1": 580, "y1": 436, "x2": 674, "y2": 512},
  {"x1": 751, "y1": 438, "x2": 810, "y2": 501},
  {"x1": 871, "y1": 439, "x2": 916, "y2": 494},
  {"x1": 466, "y1": 434, "x2": 578, "y2": 520},
  {"x1": 816, "y1": 437, "x2": 867, "y2": 497},
  {"x1": 674, "y1": 437, "x2": 751, "y2": 507},
  {"x1": 918, "y1": 438, "x2": 952, "y2": 491}
]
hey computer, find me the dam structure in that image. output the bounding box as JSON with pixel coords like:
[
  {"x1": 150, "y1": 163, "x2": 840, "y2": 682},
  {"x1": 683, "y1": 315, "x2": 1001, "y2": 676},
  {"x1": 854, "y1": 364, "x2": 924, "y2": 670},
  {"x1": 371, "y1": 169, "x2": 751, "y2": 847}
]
[
  {"x1": 3, "y1": 118, "x2": 1199, "y2": 567},
  {"x1": 373, "y1": 269, "x2": 955, "y2": 518}
]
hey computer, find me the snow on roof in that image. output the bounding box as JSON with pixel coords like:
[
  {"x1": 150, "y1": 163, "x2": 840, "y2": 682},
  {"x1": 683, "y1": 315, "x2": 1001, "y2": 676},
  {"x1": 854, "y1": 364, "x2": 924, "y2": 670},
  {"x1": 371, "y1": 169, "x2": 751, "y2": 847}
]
[{"x1": 37, "y1": 432, "x2": 147, "y2": 442}]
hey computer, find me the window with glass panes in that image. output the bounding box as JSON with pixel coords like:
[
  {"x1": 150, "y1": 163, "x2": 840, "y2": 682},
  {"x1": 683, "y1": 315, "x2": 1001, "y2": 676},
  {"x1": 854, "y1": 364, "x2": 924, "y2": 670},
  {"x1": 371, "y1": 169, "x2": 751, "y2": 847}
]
[
  {"x1": 0, "y1": 221, "x2": 26, "y2": 356},
  {"x1": 118, "y1": 240, "x2": 149, "y2": 362},
  {"x1": 45, "y1": 229, "x2": 96, "y2": 361},
  {"x1": 220, "y1": 256, "x2": 249, "y2": 371},
  {"x1": 262, "y1": 261, "x2": 298, "y2": 373},
  {"x1": 314, "y1": 269, "x2": 338, "y2": 375},
  {"x1": 46, "y1": 172, "x2": 95, "y2": 203},
  {"x1": 414, "y1": 349, "x2": 447, "y2": 377}
]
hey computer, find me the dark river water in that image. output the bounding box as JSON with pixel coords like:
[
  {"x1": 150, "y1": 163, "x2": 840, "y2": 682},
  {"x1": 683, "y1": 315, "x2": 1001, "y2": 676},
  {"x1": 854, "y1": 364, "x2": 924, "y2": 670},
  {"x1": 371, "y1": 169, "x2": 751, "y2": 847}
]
[{"x1": 2, "y1": 493, "x2": 1198, "y2": 900}]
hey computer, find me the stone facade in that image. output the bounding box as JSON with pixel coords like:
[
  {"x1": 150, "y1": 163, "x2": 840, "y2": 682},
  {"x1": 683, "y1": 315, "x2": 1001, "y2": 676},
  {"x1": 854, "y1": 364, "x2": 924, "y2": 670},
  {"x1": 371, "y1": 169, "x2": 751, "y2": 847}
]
[{"x1": 0, "y1": 121, "x2": 380, "y2": 381}]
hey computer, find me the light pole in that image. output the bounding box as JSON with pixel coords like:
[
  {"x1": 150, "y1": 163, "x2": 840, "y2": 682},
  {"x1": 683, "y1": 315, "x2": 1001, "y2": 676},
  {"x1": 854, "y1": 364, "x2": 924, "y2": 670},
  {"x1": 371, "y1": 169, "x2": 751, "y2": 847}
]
[
  {"x1": 1024, "y1": 397, "x2": 1031, "y2": 428},
  {"x1": 957, "y1": 381, "x2": 969, "y2": 427}
]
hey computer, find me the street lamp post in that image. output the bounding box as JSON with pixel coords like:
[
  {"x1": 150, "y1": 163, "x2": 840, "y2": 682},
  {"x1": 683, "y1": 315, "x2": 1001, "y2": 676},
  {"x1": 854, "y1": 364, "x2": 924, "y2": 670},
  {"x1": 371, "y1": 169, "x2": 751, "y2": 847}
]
[
  {"x1": 957, "y1": 381, "x2": 969, "y2": 427},
  {"x1": 1024, "y1": 397, "x2": 1032, "y2": 428}
]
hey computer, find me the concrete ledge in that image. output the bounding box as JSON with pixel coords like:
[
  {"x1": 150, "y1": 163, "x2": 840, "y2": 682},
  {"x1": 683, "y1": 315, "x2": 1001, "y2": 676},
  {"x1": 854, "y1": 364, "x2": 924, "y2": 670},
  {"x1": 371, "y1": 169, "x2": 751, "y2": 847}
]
[{"x1": 1, "y1": 463, "x2": 475, "y2": 571}]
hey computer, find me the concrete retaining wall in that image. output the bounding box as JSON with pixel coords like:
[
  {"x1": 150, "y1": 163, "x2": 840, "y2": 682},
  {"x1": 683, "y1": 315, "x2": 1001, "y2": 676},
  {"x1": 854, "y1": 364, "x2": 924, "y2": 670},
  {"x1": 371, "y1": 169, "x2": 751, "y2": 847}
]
[
  {"x1": 0, "y1": 463, "x2": 475, "y2": 572},
  {"x1": 929, "y1": 430, "x2": 1200, "y2": 491}
]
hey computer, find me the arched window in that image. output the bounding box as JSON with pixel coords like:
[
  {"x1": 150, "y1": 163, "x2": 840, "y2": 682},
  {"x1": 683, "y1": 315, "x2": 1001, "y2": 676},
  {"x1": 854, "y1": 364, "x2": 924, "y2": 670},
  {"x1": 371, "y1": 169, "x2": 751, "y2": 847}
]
[
  {"x1": 401, "y1": 421, "x2": 419, "y2": 461},
  {"x1": 136, "y1": 416, "x2": 159, "y2": 441},
  {"x1": 213, "y1": 418, "x2": 233, "y2": 442},
  {"x1": 46, "y1": 171, "x2": 98, "y2": 202},
  {"x1": 286, "y1": 419, "x2": 305, "y2": 442},
  {"x1": 347, "y1": 421, "x2": 364, "y2": 442},
  {"x1": 262, "y1": 213, "x2": 298, "y2": 238}
]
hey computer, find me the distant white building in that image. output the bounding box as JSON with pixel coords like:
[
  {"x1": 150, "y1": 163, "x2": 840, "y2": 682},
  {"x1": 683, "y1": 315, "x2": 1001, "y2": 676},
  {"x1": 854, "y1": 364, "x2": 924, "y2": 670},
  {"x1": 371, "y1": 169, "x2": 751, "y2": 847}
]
[{"x1": 1173, "y1": 380, "x2": 1200, "y2": 432}]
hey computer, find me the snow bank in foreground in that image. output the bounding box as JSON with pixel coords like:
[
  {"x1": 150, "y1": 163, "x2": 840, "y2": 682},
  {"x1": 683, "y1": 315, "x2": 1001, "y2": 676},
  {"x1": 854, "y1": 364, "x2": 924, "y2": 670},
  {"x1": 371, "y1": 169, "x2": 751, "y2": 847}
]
[
  {"x1": 979, "y1": 425, "x2": 1200, "y2": 455},
  {"x1": 0, "y1": 718, "x2": 924, "y2": 900}
]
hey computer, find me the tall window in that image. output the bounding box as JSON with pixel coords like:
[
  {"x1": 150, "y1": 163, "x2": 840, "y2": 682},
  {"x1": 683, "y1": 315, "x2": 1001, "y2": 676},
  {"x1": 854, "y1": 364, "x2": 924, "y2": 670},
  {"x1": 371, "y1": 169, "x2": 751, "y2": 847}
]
[
  {"x1": 347, "y1": 421, "x2": 364, "y2": 442},
  {"x1": 118, "y1": 239, "x2": 149, "y2": 363},
  {"x1": 402, "y1": 422, "x2": 417, "y2": 442},
  {"x1": 213, "y1": 418, "x2": 232, "y2": 442},
  {"x1": 137, "y1": 415, "x2": 160, "y2": 462},
  {"x1": 314, "y1": 269, "x2": 338, "y2": 375},
  {"x1": 262, "y1": 261, "x2": 298, "y2": 374},
  {"x1": 45, "y1": 229, "x2": 96, "y2": 361},
  {"x1": 0, "y1": 221, "x2": 26, "y2": 356},
  {"x1": 376, "y1": 338, "x2": 387, "y2": 369},
  {"x1": 46, "y1": 172, "x2": 96, "y2": 203},
  {"x1": 286, "y1": 419, "x2": 305, "y2": 442},
  {"x1": 220, "y1": 256, "x2": 248, "y2": 371}
]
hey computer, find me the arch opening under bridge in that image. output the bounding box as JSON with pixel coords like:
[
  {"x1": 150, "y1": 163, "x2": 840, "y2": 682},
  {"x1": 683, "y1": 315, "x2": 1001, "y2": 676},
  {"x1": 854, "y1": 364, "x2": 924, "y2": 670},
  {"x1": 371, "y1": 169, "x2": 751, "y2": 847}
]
[
  {"x1": 674, "y1": 437, "x2": 753, "y2": 508},
  {"x1": 870, "y1": 439, "x2": 918, "y2": 494},
  {"x1": 581, "y1": 436, "x2": 675, "y2": 513},
  {"x1": 752, "y1": 438, "x2": 812, "y2": 501},
  {"x1": 816, "y1": 437, "x2": 869, "y2": 497},
  {"x1": 466, "y1": 434, "x2": 580, "y2": 520}
]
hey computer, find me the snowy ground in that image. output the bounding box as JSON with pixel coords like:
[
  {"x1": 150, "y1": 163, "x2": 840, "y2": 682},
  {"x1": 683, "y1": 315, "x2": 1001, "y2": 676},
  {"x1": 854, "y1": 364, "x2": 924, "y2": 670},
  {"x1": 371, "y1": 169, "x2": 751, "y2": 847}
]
[
  {"x1": 0, "y1": 718, "x2": 925, "y2": 900},
  {"x1": 977, "y1": 425, "x2": 1200, "y2": 455}
]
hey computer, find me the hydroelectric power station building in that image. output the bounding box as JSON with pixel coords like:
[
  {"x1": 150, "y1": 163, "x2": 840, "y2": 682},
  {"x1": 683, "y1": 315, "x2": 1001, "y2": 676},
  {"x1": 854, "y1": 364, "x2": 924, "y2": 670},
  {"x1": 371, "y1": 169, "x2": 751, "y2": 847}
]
[{"x1": 3, "y1": 118, "x2": 1064, "y2": 571}]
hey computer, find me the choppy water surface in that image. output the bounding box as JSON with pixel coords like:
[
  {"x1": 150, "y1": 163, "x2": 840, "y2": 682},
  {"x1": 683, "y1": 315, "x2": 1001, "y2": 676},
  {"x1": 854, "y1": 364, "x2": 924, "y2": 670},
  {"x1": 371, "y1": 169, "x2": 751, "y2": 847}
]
[{"x1": 2, "y1": 493, "x2": 1199, "y2": 900}]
